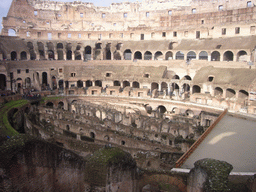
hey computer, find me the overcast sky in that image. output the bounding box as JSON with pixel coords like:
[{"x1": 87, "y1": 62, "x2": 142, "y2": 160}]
[{"x1": 0, "y1": 0, "x2": 140, "y2": 32}]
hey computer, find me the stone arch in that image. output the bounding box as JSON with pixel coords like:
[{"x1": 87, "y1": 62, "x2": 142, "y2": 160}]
[
  {"x1": 57, "y1": 43, "x2": 63, "y2": 49},
  {"x1": 17, "y1": 78, "x2": 22, "y2": 89},
  {"x1": 86, "y1": 80, "x2": 92, "y2": 87},
  {"x1": 172, "y1": 75, "x2": 180, "y2": 80},
  {"x1": 47, "y1": 42, "x2": 55, "y2": 60},
  {"x1": 52, "y1": 76, "x2": 57, "y2": 90},
  {"x1": 214, "y1": 87, "x2": 223, "y2": 96},
  {"x1": 0, "y1": 74, "x2": 6, "y2": 90},
  {"x1": 132, "y1": 81, "x2": 140, "y2": 88},
  {"x1": 11, "y1": 51, "x2": 17, "y2": 60},
  {"x1": 42, "y1": 72, "x2": 48, "y2": 87},
  {"x1": 223, "y1": 51, "x2": 234, "y2": 61},
  {"x1": 90, "y1": 132, "x2": 95, "y2": 139},
  {"x1": 123, "y1": 81, "x2": 130, "y2": 88},
  {"x1": 58, "y1": 101, "x2": 64, "y2": 109},
  {"x1": 144, "y1": 51, "x2": 152, "y2": 60},
  {"x1": 185, "y1": 109, "x2": 194, "y2": 117},
  {"x1": 226, "y1": 88, "x2": 236, "y2": 98},
  {"x1": 134, "y1": 51, "x2": 142, "y2": 60},
  {"x1": 154, "y1": 51, "x2": 163, "y2": 60},
  {"x1": 66, "y1": 43, "x2": 72, "y2": 60},
  {"x1": 37, "y1": 42, "x2": 45, "y2": 60},
  {"x1": 187, "y1": 51, "x2": 196, "y2": 61},
  {"x1": 46, "y1": 102, "x2": 54, "y2": 108},
  {"x1": 192, "y1": 85, "x2": 201, "y2": 94},
  {"x1": 183, "y1": 83, "x2": 190, "y2": 92},
  {"x1": 199, "y1": 51, "x2": 208, "y2": 60},
  {"x1": 165, "y1": 51, "x2": 173, "y2": 60},
  {"x1": 175, "y1": 51, "x2": 184, "y2": 60},
  {"x1": 84, "y1": 46, "x2": 92, "y2": 60},
  {"x1": 124, "y1": 49, "x2": 132, "y2": 60},
  {"x1": 113, "y1": 51, "x2": 121, "y2": 60},
  {"x1": 8, "y1": 29, "x2": 16, "y2": 36},
  {"x1": 171, "y1": 83, "x2": 179, "y2": 94},
  {"x1": 238, "y1": 90, "x2": 248, "y2": 99},
  {"x1": 211, "y1": 51, "x2": 220, "y2": 61},
  {"x1": 58, "y1": 80, "x2": 64, "y2": 89},
  {"x1": 157, "y1": 105, "x2": 167, "y2": 114},
  {"x1": 57, "y1": 50, "x2": 63, "y2": 60},
  {"x1": 182, "y1": 75, "x2": 192, "y2": 80},
  {"x1": 237, "y1": 50, "x2": 247, "y2": 62},
  {"x1": 77, "y1": 80, "x2": 83, "y2": 88},
  {"x1": 95, "y1": 80, "x2": 102, "y2": 87},
  {"x1": 106, "y1": 50, "x2": 111, "y2": 60},
  {"x1": 27, "y1": 42, "x2": 36, "y2": 60},
  {"x1": 161, "y1": 82, "x2": 168, "y2": 91},
  {"x1": 75, "y1": 45, "x2": 82, "y2": 60},
  {"x1": 25, "y1": 77, "x2": 31, "y2": 88},
  {"x1": 151, "y1": 82, "x2": 159, "y2": 91},
  {"x1": 114, "y1": 80, "x2": 121, "y2": 86}
]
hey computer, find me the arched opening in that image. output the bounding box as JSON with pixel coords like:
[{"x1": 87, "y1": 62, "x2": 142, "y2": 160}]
[
  {"x1": 154, "y1": 51, "x2": 163, "y2": 60},
  {"x1": 42, "y1": 72, "x2": 48, "y2": 87},
  {"x1": 75, "y1": 45, "x2": 82, "y2": 60},
  {"x1": 121, "y1": 140, "x2": 125, "y2": 145},
  {"x1": 66, "y1": 50, "x2": 72, "y2": 60},
  {"x1": 157, "y1": 105, "x2": 167, "y2": 117},
  {"x1": 165, "y1": 51, "x2": 173, "y2": 60},
  {"x1": 114, "y1": 80, "x2": 121, "y2": 86},
  {"x1": 123, "y1": 81, "x2": 130, "y2": 88},
  {"x1": 57, "y1": 43, "x2": 63, "y2": 49},
  {"x1": 57, "y1": 50, "x2": 63, "y2": 60},
  {"x1": 161, "y1": 82, "x2": 168, "y2": 92},
  {"x1": 66, "y1": 125, "x2": 70, "y2": 131},
  {"x1": 134, "y1": 51, "x2": 142, "y2": 60},
  {"x1": 192, "y1": 85, "x2": 201, "y2": 94},
  {"x1": 52, "y1": 76, "x2": 57, "y2": 90},
  {"x1": 90, "y1": 132, "x2": 95, "y2": 139},
  {"x1": 20, "y1": 51, "x2": 27, "y2": 60},
  {"x1": 132, "y1": 81, "x2": 140, "y2": 88},
  {"x1": 86, "y1": 80, "x2": 92, "y2": 87},
  {"x1": 199, "y1": 51, "x2": 208, "y2": 60},
  {"x1": 113, "y1": 51, "x2": 121, "y2": 60},
  {"x1": 237, "y1": 50, "x2": 247, "y2": 62},
  {"x1": 58, "y1": 80, "x2": 64, "y2": 89},
  {"x1": 106, "y1": 50, "x2": 111, "y2": 60},
  {"x1": 238, "y1": 90, "x2": 248, "y2": 99},
  {"x1": 65, "y1": 81, "x2": 69, "y2": 88},
  {"x1": 183, "y1": 83, "x2": 190, "y2": 92},
  {"x1": 58, "y1": 102, "x2": 64, "y2": 109},
  {"x1": 48, "y1": 50, "x2": 54, "y2": 60},
  {"x1": 185, "y1": 109, "x2": 194, "y2": 117},
  {"x1": 171, "y1": 83, "x2": 179, "y2": 94},
  {"x1": 214, "y1": 87, "x2": 223, "y2": 96},
  {"x1": 211, "y1": 51, "x2": 220, "y2": 61},
  {"x1": 95, "y1": 80, "x2": 102, "y2": 87},
  {"x1": 84, "y1": 46, "x2": 91, "y2": 60},
  {"x1": 226, "y1": 88, "x2": 236, "y2": 98},
  {"x1": 37, "y1": 42, "x2": 45, "y2": 60},
  {"x1": 11, "y1": 51, "x2": 17, "y2": 60},
  {"x1": 0, "y1": 74, "x2": 6, "y2": 90},
  {"x1": 175, "y1": 51, "x2": 184, "y2": 60},
  {"x1": 124, "y1": 49, "x2": 132, "y2": 60},
  {"x1": 46, "y1": 102, "x2": 54, "y2": 108},
  {"x1": 17, "y1": 78, "x2": 22, "y2": 89},
  {"x1": 223, "y1": 51, "x2": 234, "y2": 61},
  {"x1": 144, "y1": 51, "x2": 152, "y2": 60},
  {"x1": 172, "y1": 75, "x2": 180, "y2": 80},
  {"x1": 151, "y1": 82, "x2": 159, "y2": 91},
  {"x1": 8, "y1": 29, "x2": 16, "y2": 36},
  {"x1": 187, "y1": 51, "x2": 196, "y2": 61},
  {"x1": 182, "y1": 75, "x2": 192, "y2": 80},
  {"x1": 77, "y1": 80, "x2": 83, "y2": 88}
]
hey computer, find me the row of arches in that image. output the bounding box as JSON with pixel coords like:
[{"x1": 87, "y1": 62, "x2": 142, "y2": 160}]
[{"x1": 7, "y1": 41, "x2": 248, "y2": 62}]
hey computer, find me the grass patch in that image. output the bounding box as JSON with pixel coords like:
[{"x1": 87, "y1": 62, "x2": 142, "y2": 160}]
[{"x1": 0, "y1": 100, "x2": 29, "y2": 137}]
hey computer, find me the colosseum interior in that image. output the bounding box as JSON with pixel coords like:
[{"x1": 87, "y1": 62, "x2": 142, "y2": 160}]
[{"x1": 0, "y1": 0, "x2": 256, "y2": 191}]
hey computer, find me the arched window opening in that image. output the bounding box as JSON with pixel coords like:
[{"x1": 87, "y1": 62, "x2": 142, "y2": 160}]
[
  {"x1": 57, "y1": 50, "x2": 63, "y2": 60},
  {"x1": 175, "y1": 51, "x2": 184, "y2": 60},
  {"x1": 66, "y1": 50, "x2": 72, "y2": 60},
  {"x1": 211, "y1": 51, "x2": 220, "y2": 61},
  {"x1": 8, "y1": 29, "x2": 16, "y2": 36},
  {"x1": 208, "y1": 76, "x2": 214, "y2": 82},
  {"x1": 114, "y1": 80, "x2": 121, "y2": 86},
  {"x1": 113, "y1": 51, "x2": 121, "y2": 60},
  {"x1": 157, "y1": 105, "x2": 167, "y2": 114},
  {"x1": 48, "y1": 50, "x2": 54, "y2": 60},
  {"x1": 151, "y1": 82, "x2": 159, "y2": 91},
  {"x1": 75, "y1": 51, "x2": 81, "y2": 60},
  {"x1": 192, "y1": 85, "x2": 201, "y2": 94},
  {"x1": 84, "y1": 46, "x2": 92, "y2": 60},
  {"x1": 38, "y1": 42, "x2": 45, "y2": 60},
  {"x1": 106, "y1": 50, "x2": 111, "y2": 60},
  {"x1": 144, "y1": 51, "x2": 152, "y2": 60},
  {"x1": 57, "y1": 43, "x2": 63, "y2": 49},
  {"x1": 95, "y1": 80, "x2": 102, "y2": 87},
  {"x1": 52, "y1": 76, "x2": 57, "y2": 90},
  {"x1": 223, "y1": 51, "x2": 234, "y2": 61},
  {"x1": 46, "y1": 102, "x2": 54, "y2": 108},
  {"x1": 132, "y1": 81, "x2": 140, "y2": 88},
  {"x1": 66, "y1": 125, "x2": 70, "y2": 131},
  {"x1": 59, "y1": 80, "x2": 64, "y2": 89},
  {"x1": 226, "y1": 88, "x2": 236, "y2": 98},
  {"x1": 42, "y1": 72, "x2": 48, "y2": 87},
  {"x1": 124, "y1": 49, "x2": 132, "y2": 60},
  {"x1": 134, "y1": 51, "x2": 142, "y2": 60},
  {"x1": 86, "y1": 80, "x2": 92, "y2": 87},
  {"x1": 154, "y1": 51, "x2": 163, "y2": 60},
  {"x1": 238, "y1": 90, "x2": 248, "y2": 99},
  {"x1": 214, "y1": 87, "x2": 223, "y2": 96},
  {"x1": 0, "y1": 74, "x2": 6, "y2": 90},
  {"x1": 199, "y1": 51, "x2": 208, "y2": 60},
  {"x1": 123, "y1": 81, "x2": 130, "y2": 88},
  {"x1": 185, "y1": 109, "x2": 194, "y2": 117},
  {"x1": 11, "y1": 51, "x2": 17, "y2": 60},
  {"x1": 121, "y1": 140, "x2": 125, "y2": 145},
  {"x1": 182, "y1": 75, "x2": 192, "y2": 80},
  {"x1": 183, "y1": 83, "x2": 190, "y2": 92},
  {"x1": 172, "y1": 75, "x2": 180, "y2": 80},
  {"x1": 165, "y1": 51, "x2": 173, "y2": 60},
  {"x1": 58, "y1": 102, "x2": 64, "y2": 109},
  {"x1": 187, "y1": 51, "x2": 196, "y2": 61},
  {"x1": 161, "y1": 82, "x2": 168, "y2": 92},
  {"x1": 90, "y1": 132, "x2": 95, "y2": 139},
  {"x1": 237, "y1": 50, "x2": 247, "y2": 62},
  {"x1": 77, "y1": 80, "x2": 83, "y2": 88}
]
